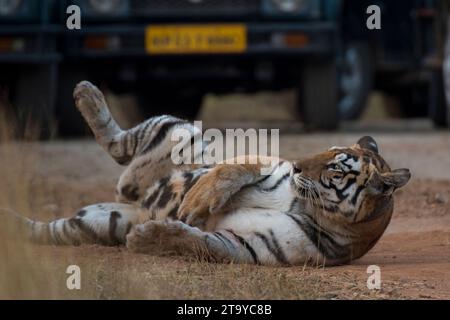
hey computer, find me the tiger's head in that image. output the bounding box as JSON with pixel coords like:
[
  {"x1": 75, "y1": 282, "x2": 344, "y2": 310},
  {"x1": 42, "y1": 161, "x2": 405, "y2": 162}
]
[{"x1": 291, "y1": 136, "x2": 411, "y2": 261}]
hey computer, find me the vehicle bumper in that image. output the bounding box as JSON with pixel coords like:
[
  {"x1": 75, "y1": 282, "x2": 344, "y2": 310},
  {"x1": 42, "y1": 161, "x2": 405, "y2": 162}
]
[{"x1": 64, "y1": 22, "x2": 337, "y2": 58}]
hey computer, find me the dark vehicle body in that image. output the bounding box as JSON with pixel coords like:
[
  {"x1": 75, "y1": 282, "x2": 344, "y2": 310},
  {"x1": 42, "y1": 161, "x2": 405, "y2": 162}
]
[
  {"x1": 59, "y1": 0, "x2": 340, "y2": 133},
  {"x1": 0, "y1": 0, "x2": 448, "y2": 136},
  {"x1": 0, "y1": 0, "x2": 60, "y2": 135},
  {"x1": 341, "y1": 0, "x2": 448, "y2": 126}
]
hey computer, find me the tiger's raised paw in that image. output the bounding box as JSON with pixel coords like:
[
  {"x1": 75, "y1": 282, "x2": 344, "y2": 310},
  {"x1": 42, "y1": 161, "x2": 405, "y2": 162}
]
[{"x1": 73, "y1": 81, "x2": 108, "y2": 117}]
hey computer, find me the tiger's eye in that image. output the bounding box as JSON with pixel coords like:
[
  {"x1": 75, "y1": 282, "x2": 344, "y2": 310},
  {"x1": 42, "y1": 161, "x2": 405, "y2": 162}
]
[{"x1": 328, "y1": 164, "x2": 341, "y2": 171}]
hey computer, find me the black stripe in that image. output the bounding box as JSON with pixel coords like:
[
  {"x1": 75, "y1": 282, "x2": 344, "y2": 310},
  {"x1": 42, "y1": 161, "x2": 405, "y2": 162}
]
[
  {"x1": 254, "y1": 231, "x2": 289, "y2": 265},
  {"x1": 346, "y1": 170, "x2": 361, "y2": 176},
  {"x1": 62, "y1": 220, "x2": 80, "y2": 245},
  {"x1": 121, "y1": 132, "x2": 129, "y2": 158},
  {"x1": 268, "y1": 229, "x2": 289, "y2": 265},
  {"x1": 255, "y1": 161, "x2": 285, "y2": 186},
  {"x1": 130, "y1": 130, "x2": 139, "y2": 158},
  {"x1": 328, "y1": 177, "x2": 357, "y2": 202},
  {"x1": 351, "y1": 177, "x2": 369, "y2": 205},
  {"x1": 120, "y1": 184, "x2": 139, "y2": 202},
  {"x1": 141, "y1": 120, "x2": 187, "y2": 154},
  {"x1": 109, "y1": 211, "x2": 121, "y2": 245},
  {"x1": 326, "y1": 175, "x2": 356, "y2": 204},
  {"x1": 125, "y1": 222, "x2": 133, "y2": 235},
  {"x1": 68, "y1": 217, "x2": 77, "y2": 229},
  {"x1": 213, "y1": 232, "x2": 235, "y2": 248},
  {"x1": 320, "y1": 175, "x2": 330, "y2": 188},
  {"x1": 115, "y1": 155, "x2": 131, "y2": 165},
  {"x1": 44, "y1": 223, "x2": 52, "y2": 244},
  {"x1": 182, "y1": 172, "x2": 194, "y2": 189},
  {"x1": 136, "y1": 158, "x2": 153, "y2": 170},
  {"x1": 54, "y1": 221, "x2": 65, "y2": 245},
  {"x1": 30, "y1": 221, "x2": 36, "y2": 242},
  {"x1": 341, "y1": 162, "x2": 352, "y2": 170},
  {"x1": 286, "y1": 213, "x2": 350, "y2": 260},
  {"x1": 142, "y1": 188, "x2": 162, "y2": 209},
  {"x1": 343, "y1": 154, "x2": 358, "y2": 163},
  {"x1": 138, "y1": 115, "x2": 167, "y2": 148},
  {"x1": 324, "y1": 204, "x2": 340, "y2": 212},
  {"x1": 183, "y1": 171, "x2": 203, "y2": 192},
  {"x1": 70, "y1": 218, "x2": 106, "y2": 245},
  {"x1": 77, "y1": 210, "x2": 87, "y2": 217},
  {"x1": 157, "y1": 183, "x2": 173, "y2": 208},
  {"x1": 138, "y1": 118, "x2": 157, "y2": 144},
  {"x1": 261, "y1": 173, "x2": 290, "y2": 192},
  {"x1": 227, "y1": 229, "x2": 259, "y2": 264},
  {"x1": 167, "y1": 206, "x2": 179, "y2": 219},
  {"x1": 212, "y1": 232, "x2": 230, "y2": 249},
  {"x1": 126, "y1": 131, "x2": 136, "y2": 158},
  {"x1": 186, "y1": 132, "x2": 204, "y2": 163},
  {"x1": 50, "y1": 221, "x2": 62, "y2": 245},
  {"x1": 287, "y1": 198, "x2": 299, "y2": 214},
  {"x1": 60, "y1": 220, "x2": 68, "y2": 243},
  {"x1": 98, "y1": 115, "x2": 112, "y2": 129},
  {"x1": 130, "y1": 119, "x2": 153, "y2": 156},
  {"x1": 158, "y1": 151, "x2": 173, "y2": 163},
  {"x1": 257, "y1": 174, "x2": 272, "y2": 184}
]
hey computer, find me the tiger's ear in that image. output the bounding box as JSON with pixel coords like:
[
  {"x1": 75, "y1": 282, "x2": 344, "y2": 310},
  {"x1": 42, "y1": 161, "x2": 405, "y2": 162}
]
[
  {"x1": 356, "y1": 136, "x2": 379, "y2": 154},
  {"x1": 367, "y1": 168, "x2": 411, "y2": 195}
]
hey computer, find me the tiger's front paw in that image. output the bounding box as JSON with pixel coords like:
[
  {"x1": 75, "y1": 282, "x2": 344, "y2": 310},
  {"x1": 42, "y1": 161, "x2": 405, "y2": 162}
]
[{"x1": 177, "y1": 181, "x2": 228, "y2": 226}]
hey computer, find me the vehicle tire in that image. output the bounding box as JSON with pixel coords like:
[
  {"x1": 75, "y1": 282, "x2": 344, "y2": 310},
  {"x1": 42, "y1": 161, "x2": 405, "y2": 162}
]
[
  {"x1": 429, "y1": 68, "x2": 447, "y2": 127},
  {"x1": 297, "y1": 57, "x2": 338, "y2": 130},
  {"x1": 337, "y1": 42, "x2": 374, "y2": 120},
  {"x1": 441, "y1": 14, "x2": 450, "y2": 127},
  {"x1": 137, "y1": 87, "x2": 203, "y2": 120}
]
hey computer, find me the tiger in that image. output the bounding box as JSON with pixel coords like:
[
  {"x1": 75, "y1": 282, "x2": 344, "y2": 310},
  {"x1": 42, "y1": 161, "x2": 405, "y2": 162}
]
[{"x1": 4, "y1": 81, "x2": 411, "y2": 266}]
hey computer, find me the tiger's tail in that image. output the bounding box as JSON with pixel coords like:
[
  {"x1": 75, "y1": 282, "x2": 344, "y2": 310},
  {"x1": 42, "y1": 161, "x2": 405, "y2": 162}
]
[{"x1": 1, "y1": 203, "x2": 141, "y2": 246}]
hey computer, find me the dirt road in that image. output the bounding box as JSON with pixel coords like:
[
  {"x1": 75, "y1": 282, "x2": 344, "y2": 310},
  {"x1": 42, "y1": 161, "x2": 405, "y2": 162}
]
[{"x1": 0, "y1": 131, "x2": 449, "y2": 299}]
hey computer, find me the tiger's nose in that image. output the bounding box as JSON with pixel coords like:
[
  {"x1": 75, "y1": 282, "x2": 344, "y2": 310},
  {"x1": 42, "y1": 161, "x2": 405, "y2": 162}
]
[{"x1": 293, "y1": 163, "x2": 302, "y2": 175}]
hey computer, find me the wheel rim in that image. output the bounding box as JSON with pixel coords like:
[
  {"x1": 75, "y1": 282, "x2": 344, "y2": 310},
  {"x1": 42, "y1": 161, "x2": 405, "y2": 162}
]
[{"x1": 338, "y1": 46, "x2": 364, "y2": 117}]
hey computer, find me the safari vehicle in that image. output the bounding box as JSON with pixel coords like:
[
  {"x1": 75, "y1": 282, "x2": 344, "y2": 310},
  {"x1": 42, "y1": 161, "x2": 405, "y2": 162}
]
[
  {"x1": 58, "y1": 0, "x2": 450, "y2": 134},
  {"x1": 340, "y1": 0, "x2": 450, "y2": 126},
  {"x1": 0, "y1": 0, "x2": 60, "y2": 135},
  {"x1": 59, "y1": 0, "x2": 341, "y2": 132},
  {"x1": 1, "y1": 1, "x2": 449, "y2": 136}
]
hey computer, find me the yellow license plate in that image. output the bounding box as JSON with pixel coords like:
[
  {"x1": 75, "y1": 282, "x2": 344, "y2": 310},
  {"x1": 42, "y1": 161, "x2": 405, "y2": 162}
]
[{"x1": 146, "y1": 24, "x2": 247, "y2": 54}]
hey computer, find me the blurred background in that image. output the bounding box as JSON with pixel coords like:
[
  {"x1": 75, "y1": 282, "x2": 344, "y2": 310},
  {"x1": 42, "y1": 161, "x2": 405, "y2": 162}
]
[{"x1": 0, "y1": 0, "x2": 449, "y2": 136}]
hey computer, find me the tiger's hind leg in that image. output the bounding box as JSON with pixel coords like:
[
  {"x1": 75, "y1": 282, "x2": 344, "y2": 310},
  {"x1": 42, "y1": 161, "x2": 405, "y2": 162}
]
[
  {"x1": 73, "y1": 81, "x2": 129, "y2": 164},
  {"x1": 74, "y1": 81, "x2": 169, "y2": 166},
  {"x1": 73, "y1": 81, "x2": 205, "y2": 203},
  {"x1": 3, "y1": 203, "x2": 141, "y2": 246},
  {"x1": 74, "y1": 81, "x2": 201, "y2": 165},
  {"x1": 126, "y1": 220, "x2": 258, "y2": 264}
]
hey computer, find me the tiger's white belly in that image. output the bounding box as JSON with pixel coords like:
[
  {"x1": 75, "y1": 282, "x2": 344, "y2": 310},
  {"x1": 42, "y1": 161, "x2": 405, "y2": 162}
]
[
  {"x1": 207, "y1": 161, "x2": 323, "y2": 265},
  {"x1": 214, "y1": 208, "x2": 321, "y2": 265}
]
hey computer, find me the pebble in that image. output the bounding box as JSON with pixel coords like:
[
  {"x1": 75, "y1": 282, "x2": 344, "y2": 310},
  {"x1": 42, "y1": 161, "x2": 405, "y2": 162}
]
[
  {"x1": 434, "y1": 193, "x2": 448, "y2": 204},
  {"x1": 42, "y1": 203, "x2": 59, "y2": 214}
]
